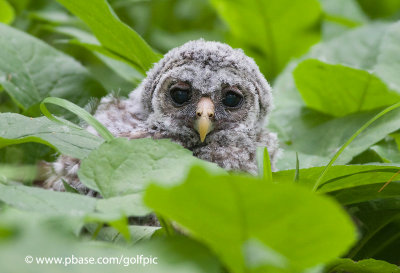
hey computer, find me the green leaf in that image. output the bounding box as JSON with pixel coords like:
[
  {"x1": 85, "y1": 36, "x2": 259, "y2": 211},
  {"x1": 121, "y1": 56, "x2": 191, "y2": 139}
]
[
  {"x1": 319, "y1": 0, "x2": 368, "y2": 40},
  {"x1": 0, "y1": 113, "x2": 103, "y2": 159},
  {"x1": 0, "y1": 23, "x2": 106, "y2": 111},
  {"x1": 375, "y1": 22, "x2": 400, "y2": 94},
  {"x1": 93, "y1": 225, "x2": 160, "y2": 245},
  {"x1": 0, "y1": 183, "x2": 150, "y2": 220},
  {"x1": 275, "y1": 106, "x2": 400, "y2": 168},
  {"x1": 273, "y1": 164, "x2": 400, "y2": 193},
  {"x1": 262, "y1": 147, "x2": 273, "y2": 183},
  {"x1": 306, "y1": 22, "x2": 400, "y2": 93},
  {"x1": 294, "y1": 59, "x2": 400, "y2": 117},
  {"x1": 327, "y1": 258, "x2": 400, "y2": 273},
  {"x1": 210, "y1": 0, "x2": 321, "y2": 78},
  {"x1": 0, "y1": 183, "x2": 96, "y2": 217},
  {"x1": 356, "y1": 0, "x2": 400, "y2": 19},
  {"x1": 78, "y1": 138, "x2": 224, "y2": 197},
  {"x1": 0, "y1": 208, "x2": 220, "y2": 273},
  {"x1": 61, "y1": 179, "x2": 79, "y2": 193},
  {"x1": 50, "y1": 26, "x2": 144, "y2": 84},
  {"x1": 56, "y1": 0, "x2": 160, "y2": 73},
  {"x1": 312, "y1": 102, "x2": 400, "y2": 191},
  {"x1": 40, "y1": 97, "x2": 114, "y2": 142},
  {"x1": 271, "y1": 22, "x2": 400, "y2": 160},
  {"x1": 145, "y1": 167, "x2": 356, "y2": 273},
  {"x1": 0, "y1": 0, "x2": 15, "y2": 24},
  {"x1": 371, "y1": 136, "x2": 400, "y2": 163},
  {"x1": 95, "y1": 194, "x2": 150, "y2": 217},
  {"x1": 0, "y1": 164, "x2": 37, "y2": 184},
  {"x1": 330, "y1": 182, "x2": 400, "y2": 205},
  {"x1": 347, "y1": 200, "x2": 400, "y2": 261}
]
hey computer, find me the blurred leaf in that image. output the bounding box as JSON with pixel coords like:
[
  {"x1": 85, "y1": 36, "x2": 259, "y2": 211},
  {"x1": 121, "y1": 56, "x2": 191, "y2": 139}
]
[
  {"x1": 145, "y1": 167, "x2": 356, "y2": 273},
  {"x1": 56, "y1": 0, "x2": 161, "y2": 73},
  {"x1": 6, "y1": 0, "x2": 29, "y2": 13},
  {"x1": 357, "y1": 0, "x2": 400, "y2": 19},
  {"x1": 0, "y1": 164, "x2": 37, "y2": 184},
  {"x1": 319, "y1": 0, "x2": 368, "y2": 40},
  {"x1": 0, "y1": 0, "x2": 15, "y2": 24},
  {"x1": 78, "y1": 138, "x2": 224, "y2": 197},
  {"x1": 371, "y1": 137, "x2": 400, "y2": 163},
  {"x1": 50, "y1": 26, "x2": 144, "y2": 84},
  {"x1": 95, "y1": 194, "x2": 150, "y2": 217},
  {"x1": 0, "y1": 183, "x2": 96, "y2": 217},
  {"x1": 0, "y1": 142, "x2": 53, "y2": 165},
  {"x1": 327, "y1": 258, "x2": 400, "y2": 273},
  {"x1": 93, "y1": 225, "x2": 159, "y2": 246},
  {"x1": 346, "y1": 199, "x2": 400, "y2": 261},
  {"x1": 0, "y1": 113, "x2": 103, "y2": 159},
  {"x1": 294, "y1": 59, "x2": 400, "y2": 117},
  {"x1": 0, "y1": 208, "x2": 220, "y2": 273},
  {"x1": 0, "y1": 183, "x2": 150, "y2": 221},
  {"x1": 62, "y1": 179, "x2": 79, "y2": 193},
  {"x1": 0, "y1": 23, "x2": 106, "y2": 111},
  {"x1": 210, "y1": 0, "x2": 322, "y2": 79},
  {"x1": 374, "y1": 22, "x2": 400, "y2": 94}
]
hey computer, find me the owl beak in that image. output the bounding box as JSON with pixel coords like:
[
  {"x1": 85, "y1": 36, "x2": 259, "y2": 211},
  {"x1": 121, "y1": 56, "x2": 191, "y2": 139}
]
[{"x1": 195, "y1": 97, "x2": 215, "y2": 142}]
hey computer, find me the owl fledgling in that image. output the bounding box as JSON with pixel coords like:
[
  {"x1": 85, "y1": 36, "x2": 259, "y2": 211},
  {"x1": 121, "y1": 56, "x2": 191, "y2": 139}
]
[{"x1": 45, "y1": 40, "x2": 278, "y2": 194}]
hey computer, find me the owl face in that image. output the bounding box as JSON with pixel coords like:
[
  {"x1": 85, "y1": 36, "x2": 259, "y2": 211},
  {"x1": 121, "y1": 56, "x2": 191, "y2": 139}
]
[
  {"x1": 136, "y1": 40, "x2": 272, "y2": 149},
  {"x1": 151, "y1": 65, "x2": 261, "y2": 144}
]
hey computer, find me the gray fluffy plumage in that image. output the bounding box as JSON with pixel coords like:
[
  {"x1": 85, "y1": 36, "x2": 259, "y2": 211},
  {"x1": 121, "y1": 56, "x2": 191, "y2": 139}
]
[{"x1": 45, "y1": 40, "x2": 278, "y2": 194}]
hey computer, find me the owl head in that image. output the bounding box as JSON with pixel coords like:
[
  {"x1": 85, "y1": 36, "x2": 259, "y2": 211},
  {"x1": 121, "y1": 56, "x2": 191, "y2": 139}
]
[{"x1": 130, "y1": 40, "x2": 273, "y2": 149}]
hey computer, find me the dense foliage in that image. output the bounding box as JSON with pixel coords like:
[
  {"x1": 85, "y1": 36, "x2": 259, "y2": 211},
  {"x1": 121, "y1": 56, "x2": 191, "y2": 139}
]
[{"x1": 1, "y1": 0, "x2": 400, "y2": 272}]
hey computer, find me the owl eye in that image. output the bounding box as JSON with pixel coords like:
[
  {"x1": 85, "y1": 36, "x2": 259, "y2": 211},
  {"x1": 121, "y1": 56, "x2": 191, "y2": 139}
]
[
  {"x1": 170, "y1": 87, "x2": 191, "y2": 105},
  {"x1": 222, "y1": 91, "x2": 243, "y2": 108}
]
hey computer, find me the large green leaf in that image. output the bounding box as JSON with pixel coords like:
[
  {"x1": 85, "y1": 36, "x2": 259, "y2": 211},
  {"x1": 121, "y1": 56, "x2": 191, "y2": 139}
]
[
  {"x1": 78, "y1": 138, "x2": 224, "y2": 198},
  {"x1": 0, "y1": 208, "x2": 220, "y2": 273},
  {"x1": 145, "y1": 167, "x2": 356, "y2": 273},
  {"x1": 56, "y1": 0, "x2": 160, "y2": 73},
  {"x1": 0, "y1": 113, "x2": 103, "y2": 159},
  {"x1": 0, "y1": 0, "x2": 14, "y2": 24},
  {"x1": 0, "y1": 23, "x2": 106, "y2": 111},
  {"x1": 210, "y1": 0, "x2": 321, "y2": 79},
  {"x1": 270, "y1": 23, "x2": 400, "y2": 168},
  {"x1": 294, "y1": 59, "x2": 400, "y2": 117},
  {"x1": 307, "y1": 22, "x2": 400, "y2": 92}
]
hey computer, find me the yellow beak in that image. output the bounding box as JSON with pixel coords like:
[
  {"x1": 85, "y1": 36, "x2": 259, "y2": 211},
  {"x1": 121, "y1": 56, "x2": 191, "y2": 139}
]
[{"x1": 195, "y1": 97, "x2": 215, "y2": 142}]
